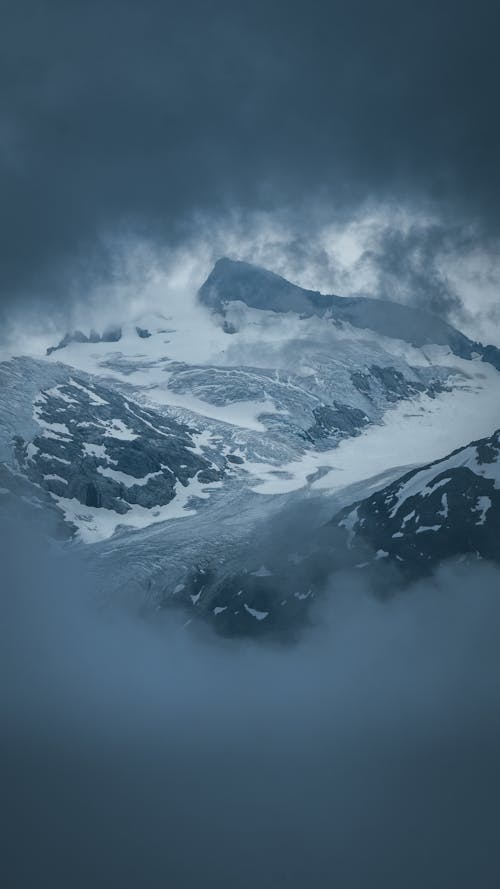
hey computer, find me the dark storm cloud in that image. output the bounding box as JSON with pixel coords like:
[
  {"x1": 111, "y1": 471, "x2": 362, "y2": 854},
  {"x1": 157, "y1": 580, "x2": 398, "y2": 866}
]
[{"x1": 1, "y1": 0, "x2": 500, "y2": 314}]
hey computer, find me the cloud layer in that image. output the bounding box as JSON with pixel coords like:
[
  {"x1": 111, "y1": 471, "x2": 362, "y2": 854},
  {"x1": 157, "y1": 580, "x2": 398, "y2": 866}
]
[
  {"x1": 3, "y1": 517, "x2": 500, "y2": 887},
  {"x1": 2, "y1": 0, "x2": 500, "y2": 322}
]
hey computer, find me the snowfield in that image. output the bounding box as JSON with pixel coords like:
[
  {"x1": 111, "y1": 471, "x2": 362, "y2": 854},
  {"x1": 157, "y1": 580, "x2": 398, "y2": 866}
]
[{"x1": 1, "y1": 259, "x2": 500, "y2": 630}]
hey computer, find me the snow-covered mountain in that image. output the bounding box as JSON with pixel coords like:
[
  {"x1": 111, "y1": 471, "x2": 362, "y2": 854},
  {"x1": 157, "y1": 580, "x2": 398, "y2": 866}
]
[
  {"x1": 170, "y1": 430, "x2": 500, "y2": 637},
  {"x1": 1, "y1": 258, "x2": 500, "y2": 634},
  {"x1": 0, "y1": 359, "x2": 233, "y2": 543},
  {"x1": 200, "y1": 258, "x2": 500, "y2": 368},
  {"x1": 333, "y1": 429, "x2": 500, "y2": 576}
]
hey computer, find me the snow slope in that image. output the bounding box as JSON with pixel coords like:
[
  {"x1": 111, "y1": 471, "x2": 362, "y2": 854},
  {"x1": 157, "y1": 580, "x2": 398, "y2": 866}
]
[{"x1": 1, "y1": 258, "x2": 500, "y2": 633}]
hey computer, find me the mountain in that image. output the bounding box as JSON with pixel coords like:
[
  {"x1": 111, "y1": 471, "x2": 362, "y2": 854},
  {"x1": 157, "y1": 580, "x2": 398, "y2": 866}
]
[
  {"x1": 36, "y1": 263, "x2": 499, "y2": 472},
  {"x1": 171, "y1": 430, "x2": 500, "y2": 637},
  {"x1": 199, "y1": 258, "x2": 500, "y2": 368},
  {"x1": 332, "y1": 428, "x2": 500, "y2": 576},
  {"x1": 1, "y1": 259, "x2": 500, "y2": 635},
  {"x1": 0, "y1": 357, "x2": 233, "y2": 543}
]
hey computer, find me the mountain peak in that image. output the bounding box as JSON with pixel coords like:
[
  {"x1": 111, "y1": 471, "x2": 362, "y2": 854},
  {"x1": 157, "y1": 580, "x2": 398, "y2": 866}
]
[
  {"x1": 199, "y1": 257, "x2": 325, "y2": 315},
  {"x1": 200, "y1": 258, "x2": 500, "y2": 369}
]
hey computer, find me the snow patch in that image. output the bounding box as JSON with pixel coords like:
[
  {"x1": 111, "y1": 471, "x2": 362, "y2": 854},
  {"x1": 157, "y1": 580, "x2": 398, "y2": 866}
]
[
  {"x1": 43, "y1": 473, "x2": 68, "y2": 484},
  {"x1": 375, "y1": 549, "x2": 389, "y2": 559},
  {"x1": 96, "y1": 465, "x2": 165, "y2": 487},
  {"x1": 475, "y1": 496, "x2": 492, "y2": 525},
  {"x1": 243, "y1": 603, "x2": 269, "y2": 621},
  {"x1": 82, "y1": 442, "x2": 117, "y2": 463},
  {"x1": 69, "y1": 378, "x2": 109, "y2": 405},
  {"x1": 52, "y1": 472, "x2": 221, "y2": 543},
  {"x1": 438, "y1": 492, "x2": 449, "y2": 519},
  {"x1": 45, "y1": 386, "x2": 78, "y2": 405},
  {"x1": 102, "y1": 419, "x2": 138, "y2": 440},
  {"x1": 416, "y1": 524, "x2": 442, "y2": 534}
]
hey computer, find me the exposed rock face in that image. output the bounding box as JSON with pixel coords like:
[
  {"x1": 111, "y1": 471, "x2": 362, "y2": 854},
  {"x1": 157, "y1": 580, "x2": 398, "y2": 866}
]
[
  {"x1": 170, "y1": 431, "x2": 500, "y2": 637},
  {"x1": 7, "y1": 370, "x2": 229, "y2": 539},
  {"x1": 307, "y1": 403, "x2": 369, "y2": 441},
  {"x1": 46, "y1": 325, "x2": 124, "y2": 354},
  {"x1": 332, "y1": 430, "x2": 500, "y2": 577}
]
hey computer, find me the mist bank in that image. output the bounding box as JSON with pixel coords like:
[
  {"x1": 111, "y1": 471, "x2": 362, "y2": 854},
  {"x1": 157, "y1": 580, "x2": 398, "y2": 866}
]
[{"x1": 2, "y1": 517, "x2": 500, "y2": 888}]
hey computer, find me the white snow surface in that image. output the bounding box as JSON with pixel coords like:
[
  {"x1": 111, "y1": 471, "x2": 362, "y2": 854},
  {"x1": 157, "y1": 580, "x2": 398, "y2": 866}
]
[
  {"x1": 244, "y1": 367, "x2": 500, "y2": 497},
  {"x1": 6, "y1": 289, "x2": 500, "y2": 544},
  {"x1": 243, "y1": 603, "x2": 269, "y2": 621},
  {"x1": 438, "y1": 493, "x2": 449, "y2": 519},
  {"x1": 416, "y1": 524, "x2": 442, "y2": 534},
  {"x1": 96, "y1": 465, "x2": 165, "y2": 487},
  {"x1": 475, "y1": 496, "x2": 492, "y2": 525},
  {"x1": 82, "y1": 442, "x2": 117, "y2": 463},
  {"x1": 387, "y1": 435, "x2": 500, "y2": 519},
  {"x1": 55, "y1": 474, "x2": 223, "y2": 543}
]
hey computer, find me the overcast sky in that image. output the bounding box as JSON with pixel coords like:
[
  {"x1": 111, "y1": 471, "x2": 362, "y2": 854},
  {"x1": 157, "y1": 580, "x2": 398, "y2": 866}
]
[{"x1": 2, "y1": 0, "x2": 500, "y2": 332}]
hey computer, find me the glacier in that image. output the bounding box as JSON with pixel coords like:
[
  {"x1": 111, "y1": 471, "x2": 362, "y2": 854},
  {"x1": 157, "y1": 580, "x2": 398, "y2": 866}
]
[{"x1": 1, "y1": 258, "x2": 500, "y2": 635}]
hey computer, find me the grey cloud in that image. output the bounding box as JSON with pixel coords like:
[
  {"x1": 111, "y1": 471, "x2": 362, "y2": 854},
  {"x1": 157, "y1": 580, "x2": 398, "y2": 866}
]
[
  {"x1": 1, "y1": 0, "x2": 500, "y2": 317},
  {"x1": 354, "y1": 222, "x2": 467, "y2": 317}
]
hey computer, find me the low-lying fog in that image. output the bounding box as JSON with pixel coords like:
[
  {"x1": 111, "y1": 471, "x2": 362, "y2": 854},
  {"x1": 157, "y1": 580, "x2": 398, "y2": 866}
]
[{"x1": 2, "y1": 516, "x2": 500, "y2": 888}]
